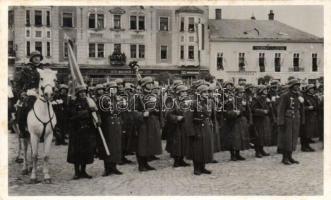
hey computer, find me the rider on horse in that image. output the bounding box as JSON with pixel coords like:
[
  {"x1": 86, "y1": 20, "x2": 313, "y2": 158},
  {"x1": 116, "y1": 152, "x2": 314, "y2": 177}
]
[{"x1": 14, "y1": 51, "x2": 48, "y2": 135}]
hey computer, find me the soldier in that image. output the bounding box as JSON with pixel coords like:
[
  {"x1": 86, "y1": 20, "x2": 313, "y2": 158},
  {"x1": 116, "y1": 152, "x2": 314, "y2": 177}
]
[
  {"x1": 244, "y1": 84, "x2": 256, "y2": 149},
  {"x1": 187, "y1": 84, "x2": 214, "y2": 175},
  {"x1": 301, "y1": 84, "x2": 319, "y2": 152},
  {"x1": 251, "y1": 85, "x2": 272, "y2": 158},
  {"x1": 96, "y1": 81, "x2": 123, "y2": 176},
  {"x1": 13, "y1": 51, "x2": 46, "y2": 135},
  {"x1": 222, "y1": 86, "x2": 250, "y2": 161},
  {"x1": 165, "y1": 85, "x2": 191, "y2": 167},
  {"x1": 134, "y1": 77, "x2": 163, "y2": 172},
  {"x1": 268, "y1": 80, "x2": 280, "y2": 146},
  {"x1": 277, "y1": 79, "x2": 304, "y2": 165},
  {"x1": 52, "y1": 84, "x2": 70, "y2": 145},
  {"x1": 209, "y1": 85, "x2": 221, "y2": 163},
  {"x1": 67, "y1": 85, "x2": 99, "y2": 179}
]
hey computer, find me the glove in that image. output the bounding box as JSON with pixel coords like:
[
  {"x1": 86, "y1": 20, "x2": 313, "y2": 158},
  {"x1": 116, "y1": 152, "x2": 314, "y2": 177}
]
[
  {"x1": 177, "y1": 116, "x2": 184, "y2": 121},
  {"x1": 143, "y1": 111, "x2": 149, "y2": 117}
]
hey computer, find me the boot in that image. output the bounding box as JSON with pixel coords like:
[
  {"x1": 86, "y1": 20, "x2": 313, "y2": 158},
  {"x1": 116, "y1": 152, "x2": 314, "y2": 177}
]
[
  {"x1": 102, "y1": 161, "x2": 110, "y2": 177},
  {"x1": 281, "y1": 152, "x2": 291, "y2": 165},
  {"x1": 288, "y1": 152, "x2": 299, "y2": 164},
  {"x1": 255, "y1": 146, "x2": 263, "y2": 158},
  {"x1": 200, "y1": 163, "x2": 211, "y2": 174},
  {"x1": 73, "y1": 164, "x2": 80, "y2": 180},
  {"x1": 230, "y1": 150, "x2": 237, "y2": 161},
  {"x1": 137, "y1": 155, "x2": 148, "y2": 172},
  {"x1": 144, "y1": 160, "x2": 156, "y2": 171},
  {"x1": 260, "y1": 146, "x2": 270, "y2": 156},
  {"x1": 80, "y1": 164, "x2": 92, "y2": 179},
  {"x1": 173, "y1": 157, "x2": 181, "y2": 168},
  {"x1": 110, "y1": 163, "x2": 123, "y2": 175},
  {"x1": 193, "y1": 161, "x2": 201, "y2": 175},
  {"x1": 235, "y1": 150, "x2": 246, "y2": 160},
  {"x1": 179, "y1": 157, "x2": 190, "y2": 167}
]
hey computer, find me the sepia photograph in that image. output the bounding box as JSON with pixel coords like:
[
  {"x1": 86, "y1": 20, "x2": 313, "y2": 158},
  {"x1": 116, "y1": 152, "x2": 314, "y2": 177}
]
[{"x1": 6, "y1": 3, "x2": 325, "y2": 196}]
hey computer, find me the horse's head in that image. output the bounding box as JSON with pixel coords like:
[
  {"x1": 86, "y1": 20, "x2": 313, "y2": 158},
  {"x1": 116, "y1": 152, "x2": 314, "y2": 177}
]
[{"x1": 37, "y1": 68, "x2": 57, "y2": 101}]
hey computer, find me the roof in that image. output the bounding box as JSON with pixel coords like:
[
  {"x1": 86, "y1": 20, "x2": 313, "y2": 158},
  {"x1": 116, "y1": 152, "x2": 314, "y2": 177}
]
[
  {"x1": 175, "y1": 6, "x2": 204, "y2": 14},
  {"x1": 209, "y1": 19, "x2": 323, "y2": 43}
]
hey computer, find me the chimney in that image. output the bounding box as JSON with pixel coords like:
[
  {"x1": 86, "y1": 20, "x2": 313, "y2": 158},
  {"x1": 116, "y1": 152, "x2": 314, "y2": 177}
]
[
  {"x1": 215, "y1": 9, "x2": 222, "y2": 20},
  {"x1": 268, "y1": 10, "x2": 274, "y2": 20}
]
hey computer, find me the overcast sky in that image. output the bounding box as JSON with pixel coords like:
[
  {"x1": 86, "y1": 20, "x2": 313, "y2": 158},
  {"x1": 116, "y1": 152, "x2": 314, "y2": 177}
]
[{"x1": 209, "y1": 6, "x2": 323, "y2": 37}]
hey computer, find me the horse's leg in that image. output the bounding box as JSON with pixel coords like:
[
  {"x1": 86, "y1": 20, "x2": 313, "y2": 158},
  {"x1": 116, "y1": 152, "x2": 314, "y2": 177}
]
[
  {"x1": 30, "y1": 133, "x2": 39, "y2": 183},
  {"x1": 21, "y1": 138, "x2": 29, "y2": 175},
  {"x1": 43, "y1": 132, "x2": 53, "y2": 183}
]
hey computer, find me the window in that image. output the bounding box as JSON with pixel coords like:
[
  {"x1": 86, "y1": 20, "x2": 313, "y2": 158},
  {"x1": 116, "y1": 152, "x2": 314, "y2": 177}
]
[
  {"x1": 180, "y1": 17, "x2": 184, "y2": 32},
  {"x1": 180, "y1": 46, "x2": 184, "y2": 60},
  {"x1": 8, "y1": 10, "x2": 14, "y2": 28},
  {"x1": 181, "y1": 36, "x2": 184, "y2": 42},
  {"x1": 26, "y1": 10, "x2": 30, "y2": 26},
  {"x1": 138, "y1": 16, "x2": 145, "y2": 30},
  {"x1": 160, "y1": 17, "x2": 169, "y2": 31},
  {"x1": 35, "y1": 41, "x2": 42, "y2": 54},
  {"x1": 139, "y1": 45, "x2": 145, "y2": 59},
  {"x1": 89, "y1": 13, "x2": 95, "y2": 28},
  {"x1": 47, "y1": 31, "x2": 51, "y2": 38},
  {"x1": 26, "y1": 30, "x2": 30, "y2": 37},
  {"x1": 46, "y1": 11, "x2": 50, "y2": 26},
  {"x1": 46, "y1": 42, "x2": 51, "y2": 57},
  {"x1": 97, "y1": 14, "x2": 104, "y2": 29},
  {"x1": 275, "y1": 53, "x2": 281, "y2": 72},
  {"x1": 26, "y1": 41, "x2": 30, "y2": 56},
  {"x1": 89, "y1": 43, "x2": 96, "y2": 57},
  {"x1": 64, "y1": 42, "x2": 68, "y2": 58},
  {"x1": 239, "y1": 52, "x2": 245, "y2": 71},
  {"x1": 89, "y1": 43, "x2": 104, "y2": 58},
  {"x1": 161, "y1": 45, "x2": 167, "y2": 59},
  {"x1": 8, "y1": 41, "x2": 15, "y2": 57},
  {"x1": 188, "y1": 17, "x2": 194, "y2": 32},
  {"x1": 188, "y1": 46, "x2": 194, "y2": 59},
  {"x1": 217, "y1": 53, "x2": 223, "y2": 70},
  {"x1": 63, "y1": 13, "x2": 73, "y2": 27},
  {"x1": 293, "y1": 53, "x2": 300, "y2": 71},
  {"x1": 189, "y1": 36, "x2": 194, "y2": 42},
  {"x1": 130, "y1": 16, "x2": 137, "y2": 30},
  {"x1": 97, "y1": 44, "x2": 104, "y2": 58},
  {"x1": 34, "y1": 10, "x2": 42, "y2": 26},
  {"x1": 114, "y1": 15, "x2": 121, "y2": 29},
  {"x1": 35, "y1": 31, "x2": 42, "y2": 38},
  {"x1": 130, "y1": 44, "x2": 137, "y2": 58},
  {"x1": 89, "y1": 13, "x2": 104, "y2": 29},
  {"x1": 312, "y1": 53, "x2": 318, "y2": 72},
  {"x1": 114, "y1": 43, "x2": 121, "y2": 53},
  {"x1": 259, "y1": 53, "x2": 265, "y2": 72}
]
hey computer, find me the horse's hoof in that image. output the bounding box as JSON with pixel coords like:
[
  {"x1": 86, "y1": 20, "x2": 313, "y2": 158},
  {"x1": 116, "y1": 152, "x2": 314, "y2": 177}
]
[
  {"x1": 43, "y1": 178, "x2": 52, "y2": 184},
  {"x1": 15, "y1": 157, "x2": 23, "y2": 164},
  {"x1": 29, "y1": 179, "x2": 40, "y2": 184},
  {"x1": 21, "y1": 169, "x2": 29, "y2": 175}
]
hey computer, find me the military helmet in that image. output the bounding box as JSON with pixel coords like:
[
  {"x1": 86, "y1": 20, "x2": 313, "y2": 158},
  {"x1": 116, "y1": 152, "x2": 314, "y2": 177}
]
[
  {"x1": 106, "y1": 81, "x2": 117, "y2": 88},
  {"x1": 140, "y1": 76, "x2": 154, "y2": 87},
  {"x1": 287, "y1": 78, "x2": 300, "y2": 88},
  {"x1": 176, "y1": 85, "x2": 188, "y2": 94},
  {"x1": 223, "y1": 81, "x2": 234, "y2": 88},
  {"x1": 270, "y1": 79, "x2": 280, "y2": 86},
  {"x1": 235, "y1": 86, "x2": 245, "y2": 93},
  {"x1": 59, "y1": 84, "x2": 69, "y2": 90},
  {"x1": 196, "y1": 84, "x2": 209, "y2": 93},
  {"x1": 29, "y1": 51, "x2": 43, "y2": 62},
  {"x1": 305, "y1": 84, "x2": 315, "y2": 91},
  {"x1": 244, "y1": 83, "x2": 253, "y2": 91},
  {"x1": 75, "y1": 85, "x2": 87, "y2": 94},
  {"x1": 124, "y1": 82, "x2": 135, "y2": 90},
  {"x1": 95, "y1": 84, "x2": 105, "y2": 90},
  {"x1": 256, "y1": 85, "x2": 267, "y2": 94},
  {"x1": 115, "y1": 78, "x2": 124, "y2": 85}
]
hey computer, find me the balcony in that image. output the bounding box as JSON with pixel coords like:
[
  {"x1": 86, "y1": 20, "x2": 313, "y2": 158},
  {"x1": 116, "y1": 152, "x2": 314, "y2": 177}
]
[{"x1": 288, "y1": 67, "x2": 304, "y2": 72}]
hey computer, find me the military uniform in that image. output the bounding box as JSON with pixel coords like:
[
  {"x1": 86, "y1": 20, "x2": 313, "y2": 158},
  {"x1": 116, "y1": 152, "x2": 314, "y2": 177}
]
[
  {"x1": 187, "y1": 84, "x2": 214, "y2": 175},
  {"x1": 67, "y1": 85, "x2": 97, "y2": 179},
  {"x1": 134, "y1": 76, "x2": 162, "y2": 171},
  {"x1": 277, "y1": 79, "x2": 304, "y2": 165}
]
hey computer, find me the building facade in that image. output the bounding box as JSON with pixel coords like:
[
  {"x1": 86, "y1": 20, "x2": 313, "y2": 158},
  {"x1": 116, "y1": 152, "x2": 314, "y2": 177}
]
[
  {"x1": 9, "y1": 6, "x2": 210, "y2": 83},
  {"x1": 208, "y1": 10, "x2": 324, "y2": 85}
]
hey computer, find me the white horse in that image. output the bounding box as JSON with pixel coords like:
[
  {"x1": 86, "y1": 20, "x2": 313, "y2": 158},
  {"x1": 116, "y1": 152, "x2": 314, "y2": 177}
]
[{"x1": 26, "y1": 68, "x2": 57, "y2": 184}]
